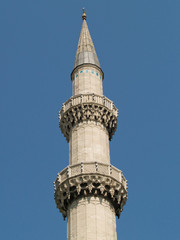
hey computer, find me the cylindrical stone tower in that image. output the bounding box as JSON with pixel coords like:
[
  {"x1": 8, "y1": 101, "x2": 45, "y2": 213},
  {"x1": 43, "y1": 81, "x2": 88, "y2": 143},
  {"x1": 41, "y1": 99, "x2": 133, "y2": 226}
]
[{"x1": 54, "y1": 10, "x2": 127, "y2": 240}]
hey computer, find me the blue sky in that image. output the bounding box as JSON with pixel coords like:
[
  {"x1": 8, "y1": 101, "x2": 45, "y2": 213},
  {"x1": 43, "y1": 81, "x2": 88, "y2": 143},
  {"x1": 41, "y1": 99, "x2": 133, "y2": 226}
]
[{"x1": 0, "y1": 0, "x2": 179, "y2": 239}]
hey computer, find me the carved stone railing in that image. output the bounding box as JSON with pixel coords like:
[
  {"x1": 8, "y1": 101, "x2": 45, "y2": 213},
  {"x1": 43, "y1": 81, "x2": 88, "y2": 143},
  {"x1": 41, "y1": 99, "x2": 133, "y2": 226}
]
[
  {"x1": 54, "y1": 162, "x2": 127, "y2": 190},
  {"x1": 54, "y1": 162, "x2": 127, "y2": 219},
  {"x1": 60, "y1": 94, "x2": 118, "y2": 117},
  {"x1": 59, "y1": 94, "x2": 118, "y2": 141}
]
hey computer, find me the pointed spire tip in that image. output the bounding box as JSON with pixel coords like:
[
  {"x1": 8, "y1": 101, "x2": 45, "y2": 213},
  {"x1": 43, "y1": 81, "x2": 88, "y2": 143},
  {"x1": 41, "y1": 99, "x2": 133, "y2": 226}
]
[
  {"x1": 72, "y1": 8, "x2": 102, "y2": 74},
  {"x1": 82, "y1": 8, "x2": 86, "y2": 20}
]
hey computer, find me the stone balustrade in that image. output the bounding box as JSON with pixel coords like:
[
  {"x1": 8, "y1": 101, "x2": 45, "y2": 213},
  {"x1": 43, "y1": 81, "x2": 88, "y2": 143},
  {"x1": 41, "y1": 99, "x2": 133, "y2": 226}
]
[
  {"x1": 59, "y1": 94, "x2": 118, "y2": 118},
  {"x1": 55, "y1": 162, "x2": 127, "y2": 190}
]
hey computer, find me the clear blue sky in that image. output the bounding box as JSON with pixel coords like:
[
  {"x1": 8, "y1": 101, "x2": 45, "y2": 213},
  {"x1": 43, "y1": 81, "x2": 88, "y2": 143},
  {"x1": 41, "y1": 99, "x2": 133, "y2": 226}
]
[{"x1": 0, "y1": 0, "x2": 179, "y2": 239}]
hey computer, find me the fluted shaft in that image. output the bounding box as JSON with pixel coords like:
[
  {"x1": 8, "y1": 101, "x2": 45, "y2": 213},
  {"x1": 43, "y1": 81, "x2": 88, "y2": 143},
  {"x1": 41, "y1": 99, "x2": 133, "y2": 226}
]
[{"x1": 67, "y1": 197, "x2": 117, "y2": 240}]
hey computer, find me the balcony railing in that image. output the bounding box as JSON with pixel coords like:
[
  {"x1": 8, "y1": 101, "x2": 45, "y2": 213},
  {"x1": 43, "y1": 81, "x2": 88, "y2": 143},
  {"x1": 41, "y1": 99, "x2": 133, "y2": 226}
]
[
  {"x1": 59, "y1": 94, "x2": 118, "y2": 118},
  {"x1": 55, "y1": 162, "x2": 127, "y2": 190}
]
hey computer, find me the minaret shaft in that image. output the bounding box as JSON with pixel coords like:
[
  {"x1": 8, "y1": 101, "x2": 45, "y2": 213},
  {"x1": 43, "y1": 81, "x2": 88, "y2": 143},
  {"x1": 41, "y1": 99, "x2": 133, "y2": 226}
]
[
  {"x1": 69, "y1": 122, "x2": 110, "y2": 165},
  {"x1": 54, "y1": 10, "x2": 127, "y2": 240},
  {"x1": 70, "y1": 65, "x2": 109, "y2": 165},
  {"x1": 67, "y1": 197, "x2": 117, "y2": 240},
  {"x1": 72, "y1": 66, "x2": 103, "y2": 96}
]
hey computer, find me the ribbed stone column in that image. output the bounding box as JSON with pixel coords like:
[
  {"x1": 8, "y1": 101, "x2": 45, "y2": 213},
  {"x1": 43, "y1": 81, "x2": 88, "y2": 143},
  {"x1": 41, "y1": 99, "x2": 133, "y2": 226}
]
[
  {"x1": 54, "y1": 10, "x2": 127, "y2": 240},
  {"x1": 69, "y1": 122, "x2": 110, "y2": 165},
  {"x1": 67, "y1": 197, "x2": 117, "y2": 240}
]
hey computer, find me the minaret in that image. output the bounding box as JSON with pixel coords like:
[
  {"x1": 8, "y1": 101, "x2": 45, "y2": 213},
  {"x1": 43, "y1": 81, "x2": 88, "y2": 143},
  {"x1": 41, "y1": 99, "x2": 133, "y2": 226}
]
[{"x1": 54, "y1": 10, "x2": 127, "y2": 240}]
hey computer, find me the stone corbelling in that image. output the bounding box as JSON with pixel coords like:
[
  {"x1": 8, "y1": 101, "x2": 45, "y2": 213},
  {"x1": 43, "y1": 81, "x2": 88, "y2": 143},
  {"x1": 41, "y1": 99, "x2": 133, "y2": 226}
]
[
  {"x1": 54, "y1": 162, "x2": 127, "y2": 219},
  {"x1": 54, "y1": 174, "x2": 127, "y2": 219},
  {"x1": 59, "y1": 94, "x2": 118, "y2": 142}
]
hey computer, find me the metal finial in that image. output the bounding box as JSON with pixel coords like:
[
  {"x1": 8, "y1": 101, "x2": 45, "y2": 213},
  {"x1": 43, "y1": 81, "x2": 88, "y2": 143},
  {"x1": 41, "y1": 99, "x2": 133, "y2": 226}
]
[{"x1": 82, "y1": 8, "x2": 86, "y2": 20}]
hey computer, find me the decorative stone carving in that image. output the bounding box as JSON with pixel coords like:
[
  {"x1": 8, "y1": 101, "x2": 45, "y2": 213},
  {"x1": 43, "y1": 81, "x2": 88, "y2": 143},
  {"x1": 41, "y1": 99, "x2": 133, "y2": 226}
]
[
  {"x1": 55, "y1": 162, "x2": 127, "y2": 189},
  {"x1": 59, "y1": 94, "x2": 118, "y2": 142},
  {"x1": 54, "y1": 162, "x2": 127, "y2": 219}
]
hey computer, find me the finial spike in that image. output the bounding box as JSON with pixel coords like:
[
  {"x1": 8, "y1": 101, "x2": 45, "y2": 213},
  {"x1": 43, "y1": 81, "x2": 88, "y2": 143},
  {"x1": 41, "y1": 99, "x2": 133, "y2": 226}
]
[{"x1": 82, "y1": 8, "x2": 86, "y2": 20}]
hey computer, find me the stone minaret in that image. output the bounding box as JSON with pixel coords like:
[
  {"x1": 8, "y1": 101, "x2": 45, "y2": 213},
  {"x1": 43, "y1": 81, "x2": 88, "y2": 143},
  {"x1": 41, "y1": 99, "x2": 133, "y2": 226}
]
[{"x1": 54, "y1": 10, "x2": 127, "y2": 240}]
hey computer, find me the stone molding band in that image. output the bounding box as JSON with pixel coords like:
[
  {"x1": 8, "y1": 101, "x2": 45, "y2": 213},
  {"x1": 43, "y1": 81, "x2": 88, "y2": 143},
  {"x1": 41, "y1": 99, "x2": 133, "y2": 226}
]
[
  {"x1": 59, "y1": 94, "x2": 118, "y2": 142},
  {"x1": 54, "y1": 162, "x2": 127, "y2": 219}
]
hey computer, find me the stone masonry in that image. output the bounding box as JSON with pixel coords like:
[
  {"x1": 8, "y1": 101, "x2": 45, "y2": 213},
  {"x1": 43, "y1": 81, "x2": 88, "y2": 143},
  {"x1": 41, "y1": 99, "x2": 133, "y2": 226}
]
[{"x1": 54, "y1": 10, "x2": 127, "y2": 240}]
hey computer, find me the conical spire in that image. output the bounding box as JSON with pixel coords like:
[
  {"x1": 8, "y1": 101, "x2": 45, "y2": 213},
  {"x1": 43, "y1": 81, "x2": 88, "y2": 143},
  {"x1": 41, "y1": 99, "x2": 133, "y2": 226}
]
[{"x1": 73, "y1": 9, "x2": 101, "y2": 70}]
